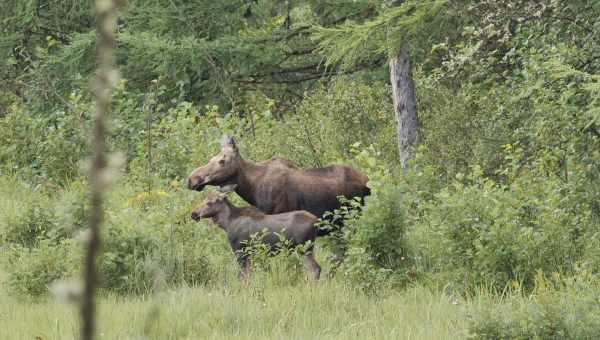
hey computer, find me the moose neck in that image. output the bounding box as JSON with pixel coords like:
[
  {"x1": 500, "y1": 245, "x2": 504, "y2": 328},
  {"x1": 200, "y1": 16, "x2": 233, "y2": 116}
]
[
  {"x1": 234, "y1": 159, "x2": 262, "y2": 206},
  {"x1": 213, "y1": 200, "x2": 239, "y2": 231}
]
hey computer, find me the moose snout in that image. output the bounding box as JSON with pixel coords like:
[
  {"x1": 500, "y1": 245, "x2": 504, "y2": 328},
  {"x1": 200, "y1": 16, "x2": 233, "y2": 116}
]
[
  {"x1": 191, "y1": 211, "x2": 200, "y2": 221},
  {"x1": 187, "y1": 176, "x2": 204, "y2": 190}
]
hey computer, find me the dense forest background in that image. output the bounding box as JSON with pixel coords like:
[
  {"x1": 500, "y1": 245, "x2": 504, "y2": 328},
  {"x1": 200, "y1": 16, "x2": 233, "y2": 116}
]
[{"x1": 1, "y1": 1, "x2": 600, "y2": 338}]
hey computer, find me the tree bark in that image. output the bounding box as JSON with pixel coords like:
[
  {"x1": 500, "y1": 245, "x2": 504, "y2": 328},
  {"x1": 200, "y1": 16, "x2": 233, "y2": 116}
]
[{"x1": 389, "y1": 44, "x2": 419, "y2": 168}]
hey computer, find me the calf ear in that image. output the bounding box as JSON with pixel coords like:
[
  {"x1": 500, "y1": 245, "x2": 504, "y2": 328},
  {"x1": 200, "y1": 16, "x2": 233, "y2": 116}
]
[
  {"x1": 220, "y1": 134, "x2": 238, "y2": 151},
  {"x1": 218, "y1": 184, "x2": 238, "y2": 193}
]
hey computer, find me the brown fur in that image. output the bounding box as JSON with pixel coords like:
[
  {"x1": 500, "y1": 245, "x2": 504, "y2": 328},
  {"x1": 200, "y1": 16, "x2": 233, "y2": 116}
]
[
  {"x1": 187, "y1": 136, "x2": 370, "y2": 235},
  {"x1": 191, "y1": 192, "x2": 321, "y2": 280}
]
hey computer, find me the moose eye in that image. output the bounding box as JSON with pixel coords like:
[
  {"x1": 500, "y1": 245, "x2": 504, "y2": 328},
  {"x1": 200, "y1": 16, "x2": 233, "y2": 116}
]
[{"x1": 218, "y1": 159, "x2": 225, "y2": 166}]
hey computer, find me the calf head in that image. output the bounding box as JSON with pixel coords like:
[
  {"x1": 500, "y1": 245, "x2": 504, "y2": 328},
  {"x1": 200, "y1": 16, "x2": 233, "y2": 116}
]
[
  {"x1": 191, "y1": 192, "x2": 228, "y2": 220},
  {"x1": 187, "y1": 135, "x2": 241, "y2": 191}
]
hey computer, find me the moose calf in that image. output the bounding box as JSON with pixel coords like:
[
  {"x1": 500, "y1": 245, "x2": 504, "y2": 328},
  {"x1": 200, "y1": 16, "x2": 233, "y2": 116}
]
[{"x1": 191, "y1": 190, "x2": 321, "y2": 281}]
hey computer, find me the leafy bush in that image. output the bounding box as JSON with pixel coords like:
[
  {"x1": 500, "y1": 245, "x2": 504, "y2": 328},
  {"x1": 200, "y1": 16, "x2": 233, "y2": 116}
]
[
  {"x1": 0, "y1": 174, "x2": 234, "y2": 296},
  {"x1": 234, "y1": 77, "x2": 396, "y2": 168},
  {"x1": 153, "y1": 211, "x2": 231, "y2": 288},
  {"x1": 416, "y1": 79, "x2": 511, "y2": 180},
  {"x1": 130, "y1": 101, "x2": 214, "y2": 181},
  {"x1": 98, "y1": 180, "x2": 221, "y2": 293},
  {"x1": 0, "y1": 178, "x2": 91, "y2": 249},
  {"x1": 100, "y1": 219, "x2": 160, "y2": 294},
  {"x1": 304, "y1": 78, "x2": 396, "y2": 164},
  {"x1": 0, "y1": 100, "x2": 89, "y2": 185},
  {"x1": 317, "y1": 146, "x2": 414, "y2": 293},
  {"x1": 414, "y1": 165, "x2": 587, "y2": 289},
  {"x1": 54, "y1": 180, "x2": 90, "y2": 236},
  {"x1": 1, "y1": 198, "x2": 56, "y2": 248},
  {"x1": 4, "y1": 239, "x2": 80, "y2": 297}
]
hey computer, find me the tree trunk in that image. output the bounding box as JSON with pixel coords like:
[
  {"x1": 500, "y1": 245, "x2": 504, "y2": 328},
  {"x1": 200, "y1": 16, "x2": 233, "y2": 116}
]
[{"x1": 389, "y1": 44, "x2": 419, "y2": 168}]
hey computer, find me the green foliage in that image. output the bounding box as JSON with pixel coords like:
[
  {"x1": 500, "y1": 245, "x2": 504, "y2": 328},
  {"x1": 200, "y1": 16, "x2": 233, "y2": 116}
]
[
  {"x1": 347, "y1": 147, "x2": 409, "y2": 269},
  {"x1": 2, "y1": 8, "x2": 600, "y2": 340},
  {"x1": 318, "y1": 146, "x2": 413, "y2": 293},
  {"x1": 97, "y1": 181, "x2": 229, "y2": 294},
  {"x1": 0, "y1": 177, "x2": 90, "y2": 296},
  {"x1": 130, "y1": 100, "x2": 212, "y2": 180},
  {"x1": 1, "y1": 197, "x2": 56, "y2": 248},
  {"x1": 0, "y1": 100, "x2": 89, "y2": 185},
  {"x1": 314, "y1": 0, "x2": 448, "y2": 70},
  {"x1": 469, "y1": 273, "x2": 600, "y2": 339},
  {"x1": 4, "y1": 239, "x2": 80, "y2": 297},
  {"x1": 100, "y1": 218, "x2": 160, "y2": 294},
  {"x1": 292, "y1": 78, "x2": 396, "y2": 165},
  {"x1": 241, "y1": 230, "x2": 307, "y2": 287},
  {"x1": 415, "y1": 78, "x2": 510, "y2": 180},
  {"x1": 54, "y1": 180, "x2": 90, "y2": 235},
  {"x1": 0, "y1": 177, "x2": 85, "y2": 249},
  {"x1": 160, "y1": 223, "x2": 223, "y2": 287},
  {"x1": 415, "y1": 165, "x2": 591, "y2": 289},
  {"x1": 233, "y1": 77, "x2": 395, "y2": 168},
  {"x1": 0, "y1": 175, "x2": 232, "y2": 296}
]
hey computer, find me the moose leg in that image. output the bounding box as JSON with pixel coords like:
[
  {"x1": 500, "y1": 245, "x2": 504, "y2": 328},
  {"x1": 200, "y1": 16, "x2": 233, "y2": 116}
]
[{"x1": 302, "y1": 253, "x2": 321, "y2": 281}]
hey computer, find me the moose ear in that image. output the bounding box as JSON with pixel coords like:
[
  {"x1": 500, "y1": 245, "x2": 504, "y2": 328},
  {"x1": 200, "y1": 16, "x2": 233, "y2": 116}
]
[
  {"x1": 218, "y1": 184, "x2": 237, "y2": 193},
  {"x1": 220, "y1": 134, "x2": 237, "y2": 150}
]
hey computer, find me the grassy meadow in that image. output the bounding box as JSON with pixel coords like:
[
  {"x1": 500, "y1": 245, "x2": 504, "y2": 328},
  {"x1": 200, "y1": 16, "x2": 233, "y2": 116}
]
[{"x1": 1, "y1": 275, "x2": 474, "y2": 340}]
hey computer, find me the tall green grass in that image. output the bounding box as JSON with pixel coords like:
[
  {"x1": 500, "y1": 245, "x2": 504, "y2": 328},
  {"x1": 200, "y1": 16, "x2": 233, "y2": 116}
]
[{"x1": 0, "y1": 281, "x2": 470, "y2": 340}]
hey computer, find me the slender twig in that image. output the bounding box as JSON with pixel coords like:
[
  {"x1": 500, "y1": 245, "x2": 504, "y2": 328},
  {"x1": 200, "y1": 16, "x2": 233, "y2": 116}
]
[{"x1": 81, "y1": 1, "x2": 121, "y2": 340}]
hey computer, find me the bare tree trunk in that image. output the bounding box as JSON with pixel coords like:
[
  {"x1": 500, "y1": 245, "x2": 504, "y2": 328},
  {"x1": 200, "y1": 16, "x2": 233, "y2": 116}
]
[
  {"x1": 81, "y1": 1, "x2": 121, "y2": 340},
  {"x1": 389, "y1": 44, "x2": 419, "y2": 168}
]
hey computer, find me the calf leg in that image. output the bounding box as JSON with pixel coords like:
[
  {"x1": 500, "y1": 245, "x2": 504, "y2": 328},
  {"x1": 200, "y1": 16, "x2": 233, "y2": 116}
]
[{"x1": 302, "y1": 253, "x2": 321, "y2": 281}]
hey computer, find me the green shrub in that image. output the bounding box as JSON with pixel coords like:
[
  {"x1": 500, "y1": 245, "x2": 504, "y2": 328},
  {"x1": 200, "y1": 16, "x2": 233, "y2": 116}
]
[
  {"x1": 0, "y1": 181, "x2": 61, "y2": 248},
  {"x1": 1, "y1": 200, "x2": 56, "y2": 248},
  {"x1": 287, "y1": 78, "x2": 396, "y2": 167},
  {"x1": 416, "y1": 79, "x2": 513, "y2": 180},
  {"x1": 415, "y1": 167, "x2": 586, "y2": 289},
  {"x1": 0, "y1": 175, "x2": 233, "y2": 296},
  {"x1": 98, "y1": 180, "x2": 229, "y2": 293},
  {"x1": 316, "y1": 146, "x2": 414, "y2": 293},
  {"x1": 0, "y1": 101, "x2": 89, "y2": 185},
  {"x1": 100, "y1": 219, "x2": 160, "y2": 294},
  {"x1": 4, "y1": 239, "x2": 80, "y2": 297},
  {"x1": 230, "y1": 77, "x2": 396, "y2": 169},
  {"x1": 0, "y1": 178, "x2": 91, "y2": 249},
  {"x1": 129, "y1": 101, "x2": 223, "y2": 182},
  {"x1": 54, "y1": 180, "x2": 90, "y2": 236}
]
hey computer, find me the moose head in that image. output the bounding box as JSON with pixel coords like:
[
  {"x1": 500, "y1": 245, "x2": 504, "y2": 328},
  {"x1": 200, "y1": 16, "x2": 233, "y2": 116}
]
[
  {"x1": 190, "y1": 185, "x2": 237, "y2": 220},
  {"x1": 187, "y1": 135, "x2": 242, "y2": 191}
]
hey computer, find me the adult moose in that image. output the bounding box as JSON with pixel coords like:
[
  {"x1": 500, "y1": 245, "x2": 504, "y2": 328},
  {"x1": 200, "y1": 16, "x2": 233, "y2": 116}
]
[{"x1": 187, "y1": 136, "x2": 370, "y2": 235}]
